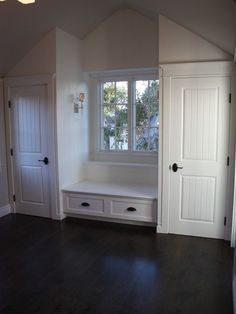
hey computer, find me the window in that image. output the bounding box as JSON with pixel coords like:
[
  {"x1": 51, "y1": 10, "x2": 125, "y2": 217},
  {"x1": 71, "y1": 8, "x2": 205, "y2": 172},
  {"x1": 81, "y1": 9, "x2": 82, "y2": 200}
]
[
  {"x1": 102, "y1": 81, "x2": 128, "y2": 150},
  {"x1": 101, "y1": 77, "x2": 159, "y2": 153},
  {"x1": 135, "y1": 80, "x2": 159, "y2": 151}
]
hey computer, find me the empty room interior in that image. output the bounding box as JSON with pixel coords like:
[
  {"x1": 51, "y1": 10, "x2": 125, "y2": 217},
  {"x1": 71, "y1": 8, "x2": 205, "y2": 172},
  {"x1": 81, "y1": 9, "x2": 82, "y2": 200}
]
[{"x1": 0, "y1": 0, "x2": 236, "y2": 313}]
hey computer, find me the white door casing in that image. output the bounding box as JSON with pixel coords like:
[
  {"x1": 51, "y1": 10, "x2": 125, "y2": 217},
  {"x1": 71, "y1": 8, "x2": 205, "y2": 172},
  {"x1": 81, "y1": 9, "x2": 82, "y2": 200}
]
[
  {"x1": 10, "y1": 85, "x2": 51, "y2": 218},
  {"x1": 158, "y1": 62, "x2": 233, "y2": 240}
]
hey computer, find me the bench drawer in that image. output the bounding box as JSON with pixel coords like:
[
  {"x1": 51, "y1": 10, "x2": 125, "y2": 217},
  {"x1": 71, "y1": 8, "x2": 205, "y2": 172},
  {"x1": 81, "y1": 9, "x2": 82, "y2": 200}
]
[
  {"x1": 65, "y1": 194, "x2": 105, "y2": 215},
  {"x1": 111, "y1": 198, "x2": 156, "y2": 222}
]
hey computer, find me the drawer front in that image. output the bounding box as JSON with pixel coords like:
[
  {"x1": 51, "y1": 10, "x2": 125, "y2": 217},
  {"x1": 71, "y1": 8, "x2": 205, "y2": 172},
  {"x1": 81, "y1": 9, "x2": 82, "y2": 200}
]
[
  {"x1": 111, "y1": 199, "x2": 156, "y2": 222},
  {"x1": 65, "y1": 194, "x2": 105, "y2": 215}
]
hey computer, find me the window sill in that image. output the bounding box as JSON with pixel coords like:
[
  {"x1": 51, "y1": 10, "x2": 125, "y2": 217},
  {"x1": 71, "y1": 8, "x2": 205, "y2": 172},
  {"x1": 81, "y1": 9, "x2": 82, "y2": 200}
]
[{"x1": 98, "y1": 150, "x2": 158, "y2": 156}]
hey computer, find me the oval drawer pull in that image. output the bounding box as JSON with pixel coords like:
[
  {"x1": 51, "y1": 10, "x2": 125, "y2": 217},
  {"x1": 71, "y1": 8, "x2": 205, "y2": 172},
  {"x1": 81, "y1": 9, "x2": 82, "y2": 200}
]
[
  {"x1": 126, "y1": 207, "x2": 136, "y2": 212},
  {"x1": 81, "y1": 202, "x2": 90, "y2": 207}
]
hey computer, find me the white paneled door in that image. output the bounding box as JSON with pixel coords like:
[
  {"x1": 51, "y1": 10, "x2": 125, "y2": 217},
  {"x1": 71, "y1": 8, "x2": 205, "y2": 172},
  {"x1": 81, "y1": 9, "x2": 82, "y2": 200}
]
[
  {"x1": 10, "y1": 85, "x2": 51, "y2": 218},
  {"x1": 169, "y1": 77, "x2": 230, "y2": 239}
]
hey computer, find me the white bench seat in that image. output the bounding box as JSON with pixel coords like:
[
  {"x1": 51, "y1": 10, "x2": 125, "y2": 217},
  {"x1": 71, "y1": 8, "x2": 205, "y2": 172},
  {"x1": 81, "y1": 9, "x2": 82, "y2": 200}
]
[
  {"x1": 62, "y1": 181, "x2": 157, "y2": 224},
  {"x1": 62, "y1": 181, "x2": 157, "y2": 199}
]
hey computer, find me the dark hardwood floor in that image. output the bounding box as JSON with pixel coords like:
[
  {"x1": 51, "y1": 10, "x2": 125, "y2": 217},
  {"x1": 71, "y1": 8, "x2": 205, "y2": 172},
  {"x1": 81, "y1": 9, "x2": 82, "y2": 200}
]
[{"x1": 0, "y1": 214, "x2": 233, "y2": 314}]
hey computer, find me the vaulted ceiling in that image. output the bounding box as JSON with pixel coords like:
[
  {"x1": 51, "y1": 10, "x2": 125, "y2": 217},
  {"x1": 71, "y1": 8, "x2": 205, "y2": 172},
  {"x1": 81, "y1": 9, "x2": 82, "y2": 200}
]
[{"x1": 0, "y1": 0, "x2": 235, "y2": 75}]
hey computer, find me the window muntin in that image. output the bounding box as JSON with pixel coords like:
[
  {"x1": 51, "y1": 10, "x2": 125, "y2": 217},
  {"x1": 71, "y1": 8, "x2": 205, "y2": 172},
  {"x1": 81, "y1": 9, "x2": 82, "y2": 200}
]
[{"x1": 101, "y1": 78, "x2": 159, "y2": 153}]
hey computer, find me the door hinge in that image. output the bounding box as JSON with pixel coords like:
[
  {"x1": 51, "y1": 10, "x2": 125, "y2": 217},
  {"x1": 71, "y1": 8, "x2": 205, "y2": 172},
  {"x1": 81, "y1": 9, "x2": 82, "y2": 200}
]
[
  {"x1": 227, "y1": 156, "x2": 230, "y2": 166},
  {"x1": 224, "y1": 216, "x2": 227, "y2": 226},
  {"x1": 10, "y1": 148, "x2": 13, "y2": 156},
  {"x1": 13, "y1": 195, "x2": 16, "y2": 202},
  {"x1": 8, "y1": 100, "x2": 11, "y2": 108},
  {"x1": 229, "y1": 93, "x2": 232, "y2": 103}
]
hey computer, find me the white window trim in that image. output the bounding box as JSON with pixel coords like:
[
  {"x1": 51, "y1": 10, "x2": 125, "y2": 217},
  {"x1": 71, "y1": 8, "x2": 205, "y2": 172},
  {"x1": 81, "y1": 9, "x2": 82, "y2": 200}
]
[{"x1": 92, "y1": 69, "x2": 159, "y2": 157}]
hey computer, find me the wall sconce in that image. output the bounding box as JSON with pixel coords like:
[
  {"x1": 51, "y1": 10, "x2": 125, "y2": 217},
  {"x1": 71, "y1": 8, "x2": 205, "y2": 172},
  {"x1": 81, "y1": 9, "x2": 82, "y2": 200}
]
[{"x1": 74, "y1": 93, "x2": 85, "y2": 113}]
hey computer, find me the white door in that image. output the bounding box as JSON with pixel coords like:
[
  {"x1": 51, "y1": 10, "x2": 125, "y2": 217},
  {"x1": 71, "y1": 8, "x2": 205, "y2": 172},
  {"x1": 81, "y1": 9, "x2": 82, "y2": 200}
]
[
  {"x1": 169, "y1": 76, "x2": 230, "y2": 239},
  {"x1": 10, "y1": 85, "x2": 51, "y2": 218}
]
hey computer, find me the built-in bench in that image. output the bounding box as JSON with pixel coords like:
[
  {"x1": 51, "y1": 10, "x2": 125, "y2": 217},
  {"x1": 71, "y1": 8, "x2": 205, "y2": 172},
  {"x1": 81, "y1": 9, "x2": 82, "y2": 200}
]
[{"x1": 62, "y1": 162, "x2": 158, "y2": 225}]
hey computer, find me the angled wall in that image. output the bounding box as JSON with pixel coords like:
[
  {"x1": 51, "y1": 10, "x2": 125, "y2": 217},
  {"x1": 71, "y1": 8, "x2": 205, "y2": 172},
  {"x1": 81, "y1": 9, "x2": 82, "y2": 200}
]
[
  {"x1": 7, "y1": 29, "x2": 56, "y2": 76},
  {"x1": 82, "y1": 9, "x2": 158, "y2": 71},
  {"x1": 159, "y1": 15, "x2": 232, "y2": 64}
]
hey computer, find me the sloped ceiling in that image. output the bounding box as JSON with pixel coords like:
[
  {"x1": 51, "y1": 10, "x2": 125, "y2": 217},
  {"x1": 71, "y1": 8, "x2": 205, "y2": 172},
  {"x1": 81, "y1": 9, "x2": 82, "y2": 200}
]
[{"x1": 0, "y1": 0, "x2": 235, "y2": 75}]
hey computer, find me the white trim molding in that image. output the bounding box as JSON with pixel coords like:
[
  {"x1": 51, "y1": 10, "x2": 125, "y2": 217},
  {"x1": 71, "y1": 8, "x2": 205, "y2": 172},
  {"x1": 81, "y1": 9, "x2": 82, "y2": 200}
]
[
  {"x1": 88, "y1": 67, "x2": 159, "y2": 79},
  {"x1": 160, "y1": 61, "x2": 233, "y2": 78},
  {"x1": 0, "y1": 204, "x2": 11, "y2": 218},
  {"x1": 230, "y1": 64, "x2": 236, "y2": 246},
  {"x1": 89, "y1": 69, "x2": 159, "y2": 164}
]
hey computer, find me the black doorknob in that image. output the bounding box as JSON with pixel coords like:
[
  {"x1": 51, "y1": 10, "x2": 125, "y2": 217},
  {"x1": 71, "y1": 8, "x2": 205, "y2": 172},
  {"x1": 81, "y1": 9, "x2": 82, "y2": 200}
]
[
  {"x1": 172, "y1": 163, "x2": 183, "y2": 172},
  {"x1": 38, "y1": 157, "x2": 49, "y2": 165}
]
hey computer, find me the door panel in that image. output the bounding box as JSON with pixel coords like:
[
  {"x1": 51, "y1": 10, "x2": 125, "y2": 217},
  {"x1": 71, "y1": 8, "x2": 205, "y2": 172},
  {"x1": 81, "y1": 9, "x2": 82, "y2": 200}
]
[
  {"x1": 20, "y1": 166, "x2": 44, "y2": 204},
  {"x1": 181, "y1": 175, "x2": 215, "y2": 222},
  {"x1": 182, "y1": 88, "x2": 218, "y2": 161},
  {"x1": 18, "y1": 96, "x2": 41, "y2": 153},
  {"x1": 169, "y1": 77, "x2": 230, "y2": 239},
  {"x1": 11, "y1": 85, "x2": 50, "y2": 218}
]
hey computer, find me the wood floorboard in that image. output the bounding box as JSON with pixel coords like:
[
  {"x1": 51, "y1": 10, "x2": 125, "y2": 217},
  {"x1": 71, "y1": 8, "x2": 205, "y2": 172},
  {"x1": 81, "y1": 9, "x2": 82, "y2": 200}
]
[{"x1": 0, "y1": 214, "x2": 233, "y2": 314}]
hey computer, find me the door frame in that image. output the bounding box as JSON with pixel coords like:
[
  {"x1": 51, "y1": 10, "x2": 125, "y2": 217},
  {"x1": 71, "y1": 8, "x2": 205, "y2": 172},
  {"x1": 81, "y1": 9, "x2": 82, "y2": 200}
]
[
  {"x1": 157, "y1": 61, "x2": 234, "y2": 240},
  {"x1": 4, "y1": 75, "x2": 61, "y2": 220},
  {"x1": 230, "y1": 65, "x2": 236, "y2": 246}
]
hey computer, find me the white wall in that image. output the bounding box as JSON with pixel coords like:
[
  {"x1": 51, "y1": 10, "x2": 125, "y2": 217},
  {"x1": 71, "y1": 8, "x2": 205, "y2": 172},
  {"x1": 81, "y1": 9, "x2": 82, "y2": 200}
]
[
  {"x1": 82, "y1": 9, "x2": 158, "y2": 71},
  {"x1": 82, "y1": 11, "x2": 232, "y2": 70},
  {"x1": 8, "y1": 30, "x2": 56, "y2": 76},
  {"x1": 159, "y1": 15, "x2": 232, "y2": 64},
  {"x1": 0, "y1": 80, "x2": 9, "y2": 208},
  {"x1": 84, "y1": 161, "x2": 158, "y2": 185},
  {"x1": 56, "y1": 28, "x2": 89, "y2": 210}
]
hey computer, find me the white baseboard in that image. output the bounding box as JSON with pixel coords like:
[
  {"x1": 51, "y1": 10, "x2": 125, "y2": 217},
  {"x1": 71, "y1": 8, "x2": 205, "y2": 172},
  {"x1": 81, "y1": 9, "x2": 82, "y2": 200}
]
[
  {"x1": 51, "y1": 212, "x2": 66, "y2": 221},
  {"x1": 0, "y1": 204, "x2": 11, "y2": 218},
  {"x1": 156, "y1": 225, "x2": 168, "y2": 234}
]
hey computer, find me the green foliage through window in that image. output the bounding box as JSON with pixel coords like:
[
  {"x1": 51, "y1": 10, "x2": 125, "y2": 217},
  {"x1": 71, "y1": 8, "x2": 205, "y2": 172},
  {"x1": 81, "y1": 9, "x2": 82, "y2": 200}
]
[
  {"x1": 135, "y1": 80, "x2": 159, "y2": 151},
  {"x1": 101, "y1": 78, "x2": 159, "y2": 152}
]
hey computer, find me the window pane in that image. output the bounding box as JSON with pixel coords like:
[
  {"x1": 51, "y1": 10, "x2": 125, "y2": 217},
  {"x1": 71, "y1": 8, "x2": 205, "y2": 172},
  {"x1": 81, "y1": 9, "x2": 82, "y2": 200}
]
[
  {"x1": 103, "y1": 127, "x2": 115, "y2": 150},
  {"x1": 104, "y1": 82, "x2": 116, "y2": 104},
  {"x1": 116, "y1": 81, "x2": 128, "y2": 104},
  {"x1": 136, "y1": 104, "x2": 149, "y2": 127},
  {"x1": 149, "y1": 112, "x2": 159, "y2": 128},
  {"x1": 134, "y1": 79, "x2": 159, "y2": 152},
  {"x1": 149, "y1": 127, "x2": 158, "y2": 151},
  {"x1": 115, "y1": 128, "x2": 128, "y2": 150},
  {"x1": 149, "y1": 100, "x2": 158, "y2": 113},
  {"x1": 136, "y1": 127, "x2": 149, "y2": 151},
  {"x1": 116, "y1": 105, "x2": 128, "y2": 127},
  {"x1": 136, "y1": 80, "x2": 148, "y2": 104},
  {"x1": 149, "y1": 80, "x2": 159, "y2": 103},
  {"x1": 103, "y1": 105, "x2": 115, "y2": 127}
]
